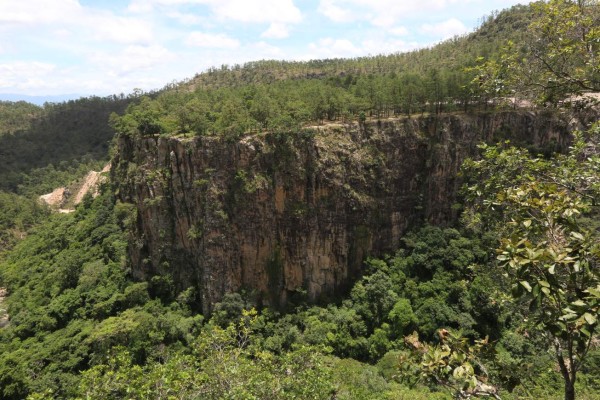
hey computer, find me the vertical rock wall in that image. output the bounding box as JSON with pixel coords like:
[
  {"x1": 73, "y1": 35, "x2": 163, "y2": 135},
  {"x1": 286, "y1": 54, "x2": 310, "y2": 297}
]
[{"x1": 112, "y1": 111, "x2": 574, "y2": 313}]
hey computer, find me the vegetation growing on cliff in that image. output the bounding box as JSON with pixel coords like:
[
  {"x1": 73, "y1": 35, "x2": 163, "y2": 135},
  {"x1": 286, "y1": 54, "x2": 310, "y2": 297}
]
[{"x1": 0, "y1": 192, "x2": 49, "y2": 253}]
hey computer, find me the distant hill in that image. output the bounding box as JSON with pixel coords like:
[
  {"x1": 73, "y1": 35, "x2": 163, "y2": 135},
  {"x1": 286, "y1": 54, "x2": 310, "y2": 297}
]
[
  {"x1": 0, "y1": 96, "x2": 132, "y2": 194},
  {"x1": 182, "y1": 4, "x2": 531, "y2": 91},
  {"x1": 0, "y1": 93, "x2": 85, "y2": 106},
  {"x1": 0, "y1": 101, "x2": 43, "y2": 136}
]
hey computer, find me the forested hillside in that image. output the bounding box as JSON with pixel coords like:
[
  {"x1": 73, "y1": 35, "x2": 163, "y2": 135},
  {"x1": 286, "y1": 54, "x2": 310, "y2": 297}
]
[
  {"x1": 0, "y1": 1, "x2": 599, "y2": 400},
  {"x1": 0, "y1": 95, "x2": 133, "y2": 253},
  {"x1": 184, "y1": 5, "x2": 531, "y2": 90},
  {"x1": 109, "y1": 5, "x2": 533, "y2": 141},
  {"x1": 0, "y1": 95, "x2": 131, "y2": 195},
  {"x1": 0, "y1": 102, "x2": 43, "y2": 137}
]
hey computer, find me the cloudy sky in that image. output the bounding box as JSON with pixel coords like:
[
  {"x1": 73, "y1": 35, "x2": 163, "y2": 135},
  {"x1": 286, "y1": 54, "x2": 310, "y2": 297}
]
[{"x1": 0, "y1": 0, "x2": 530, "y2": 99}]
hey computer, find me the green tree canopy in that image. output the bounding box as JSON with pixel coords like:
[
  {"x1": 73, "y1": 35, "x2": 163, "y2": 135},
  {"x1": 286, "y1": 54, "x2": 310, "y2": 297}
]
[{"x1": 463, "y1": 123, "x2": 600, "y2": 400}]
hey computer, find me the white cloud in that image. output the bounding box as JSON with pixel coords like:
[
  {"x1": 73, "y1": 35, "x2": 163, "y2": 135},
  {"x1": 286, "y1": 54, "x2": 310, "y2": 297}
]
[
  {"x1": 208, "y1": 0, "x2": 302, "y2": 24},
  {"x1": 0, "y1": 0, "x2": 82, "y2": 25},
  {"x1": 307, "y1": 38, "x2": 362, "y2": 59},
  {"x1": 317, "y1": 0, "x2": 522, "y2": 28},
  {"x1": 389, "y1": 26, "x2": 409, "y2": 36},
  {"x1": 186, "y1": 32, "x2": 240, "y2": 48},
  {"x1": 129, "y1": 0, "x2": 302, "y2": 24},
  {"x1": 0, "y1": 0, "x2": 155, "y2": 46},
  {"x1": 261, "y1": 23, "x2": 290, "y2": 39},
  {"x1": 178, "y1": 40, "x2": 285, "y2": 69},
  {"x1": 0, "y1": 0, "x2": 532, "y2": 98},
  {"x1": 317, "y1": 0, "x2": 356, "y2": 23},
  {"x1": 89, "y1": 15, "x2": 154, "y2": 44},
  {"x1": 420, "y1": 18, "x2": 468, "y2": 39},
  {"x1": 0, "y1": 62, "x2": 57, "y2": 91},
  {"x1": 251, "y1": 41, "x2": 284, "y2": 58},
  {"x1": 360, "y1": 38, "x2": 419, "y2": 54},
  {"x1": 305, "y1": 36, "x2": 420, "y2": 60},
  {"x1": 53, "y1": 29, "x2": 72, "y2": 39},
  {"x1": 89, "y1": 45, "x2": 175, "y2": 75},
  {"x1": 166, "y1": 11, "x2": 203, "y2": 25},
  {"x1": 317, "y1": 0, "x2": 424, "y2": 27},
  {"x1": 127, "y1": 0, "x2": 155, "y2": 13}
]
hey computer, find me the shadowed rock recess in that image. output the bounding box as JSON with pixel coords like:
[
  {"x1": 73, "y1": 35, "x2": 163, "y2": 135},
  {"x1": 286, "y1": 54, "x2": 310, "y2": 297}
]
[{"x1": 112, "y1": 110, "x2": 578, "y2": 314}]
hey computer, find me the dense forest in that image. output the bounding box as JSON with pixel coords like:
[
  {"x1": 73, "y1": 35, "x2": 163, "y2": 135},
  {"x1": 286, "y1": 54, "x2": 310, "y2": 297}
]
[{"x1": 0, "y1": 1, "x2": 599, "y2": 399}]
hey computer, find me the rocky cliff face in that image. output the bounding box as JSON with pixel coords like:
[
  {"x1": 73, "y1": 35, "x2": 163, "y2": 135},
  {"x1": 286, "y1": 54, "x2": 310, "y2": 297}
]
[{"x1": 112, "y1": 110, "x2": 577, "y2": 313}]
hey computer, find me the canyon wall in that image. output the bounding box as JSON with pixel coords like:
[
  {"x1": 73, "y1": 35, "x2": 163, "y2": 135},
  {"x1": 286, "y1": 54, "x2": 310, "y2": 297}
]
[{"x1": 112, "y1": 110, "x2": 577, "y2": 313}]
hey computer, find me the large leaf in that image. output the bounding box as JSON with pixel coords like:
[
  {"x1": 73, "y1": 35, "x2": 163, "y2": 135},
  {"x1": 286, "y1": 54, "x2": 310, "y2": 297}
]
[
  {"x1": 583, "y1": 313, "x2": 597, "y2": 325},
  {"x1": 520, "y1": 281, "x2": 532, "y2": 293}
]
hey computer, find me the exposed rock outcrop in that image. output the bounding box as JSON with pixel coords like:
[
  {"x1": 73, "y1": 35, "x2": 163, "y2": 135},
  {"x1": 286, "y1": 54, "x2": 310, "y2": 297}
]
[
  {"x1": 73, "y1": 164, "x2": 111, "y2": 204},
  {"x1": 112, "y1": 110, "x2": 580, "y2": 314},
  {"x1": 39, "y1": 164, "x2": 110, "y2": 212},
  {"x1": 39, "y1": 187, "x2": 68, "y2": 208}
]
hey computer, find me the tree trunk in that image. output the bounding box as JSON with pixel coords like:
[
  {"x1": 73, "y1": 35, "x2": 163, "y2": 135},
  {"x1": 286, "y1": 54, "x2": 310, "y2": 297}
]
[
  {"x1": 555, "y1": 340, "x2": 576, "y2": 400},
  {"x1": 564, "y1": 379, "x2": 575, "y2": 400}
]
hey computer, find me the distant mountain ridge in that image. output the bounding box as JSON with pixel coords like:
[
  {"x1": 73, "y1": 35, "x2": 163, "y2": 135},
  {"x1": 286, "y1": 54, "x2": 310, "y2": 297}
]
[{"x1": 0, "y1": 93, "x2": 85, "y2": 106}]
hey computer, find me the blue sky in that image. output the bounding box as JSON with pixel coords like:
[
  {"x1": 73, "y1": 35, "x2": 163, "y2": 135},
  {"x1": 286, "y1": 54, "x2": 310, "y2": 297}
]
[{"x1": 0, "y1": 0, "x2": 530, "y2": 99}]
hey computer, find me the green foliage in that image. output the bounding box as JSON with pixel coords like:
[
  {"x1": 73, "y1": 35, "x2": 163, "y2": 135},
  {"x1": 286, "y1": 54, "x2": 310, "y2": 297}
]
[
  {"x1": 300, "y1": 305, "x2": 369, "y2": 359},
  {"x1": 0, "y1": 101, "x2": 43, "y2": 136},
  {"x1": 0, "y1": 190, "x2": 202, "y2": 399},
  {"x1": 473, "y1": 0, "x2": 600, "y2": 105},
  {"x1": 351, "y1": 267, "x2": 399, "y2": 331},
  {"x1": 526, "y1": 0, "x2": 600, "y2": 102},
  {"x1": 386, "y1": 227, "x2": 496, "y2": 340},
  {"x1": 463, "y1": 123, "x2": 600, "y2": 399},
  {"x1": 404, "y1": 330, "x2": 499, "y2": 399},
  {"x1": 389, "y1": 299, "x2": 418, "y2": 337},
  {"x1": 77, "y1": 310, "x2": 335, "y2": 400},
  {"x1": 330, "y1": 357, "x2": 395, "y2": 399},
  {"x1": 211, "y1": 292, "x2": 252, "y2": 327},
  {"x1": 0, "y1": 191, "x2": 49, "y2": 252},
  {"x1": 110, "y1": 96, "x2": 164, "y2": 137}
]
